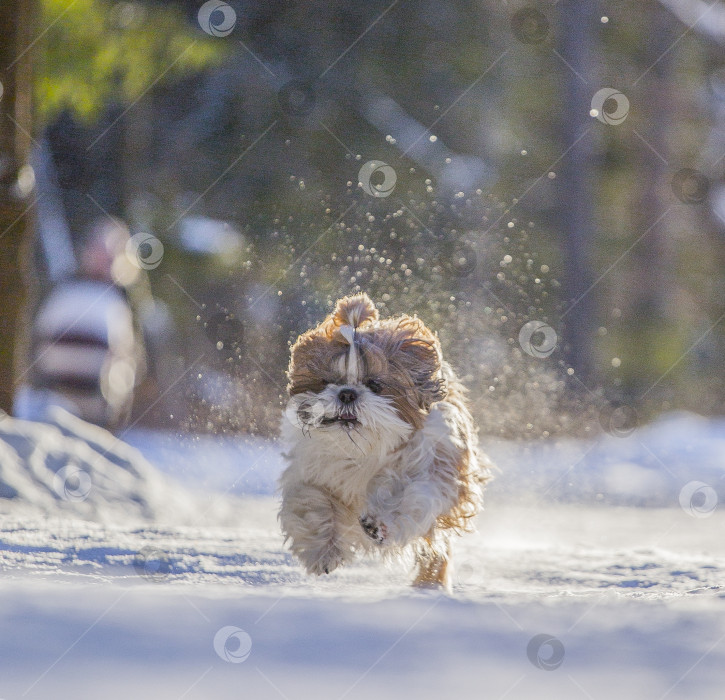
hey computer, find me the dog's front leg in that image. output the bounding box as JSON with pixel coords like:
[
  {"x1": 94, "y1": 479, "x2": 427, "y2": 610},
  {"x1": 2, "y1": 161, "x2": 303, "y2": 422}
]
[
  {"x1": 279, "y1": 482, "x2": 354, "y2": 575},
  {"x1": 361, "y1": 461, "x2": 459, "y2": 547}
]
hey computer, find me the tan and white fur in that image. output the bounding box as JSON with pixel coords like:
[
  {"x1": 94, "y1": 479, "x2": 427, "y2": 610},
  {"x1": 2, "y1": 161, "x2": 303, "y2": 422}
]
[{"x1": 278, "y1": 293, "x2": 490, "y2": 589}]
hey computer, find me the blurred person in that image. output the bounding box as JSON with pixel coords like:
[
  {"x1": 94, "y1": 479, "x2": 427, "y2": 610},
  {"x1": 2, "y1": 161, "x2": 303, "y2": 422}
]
[{"x1": 15, "y1": 217, "x2": 154, "y2": 430}]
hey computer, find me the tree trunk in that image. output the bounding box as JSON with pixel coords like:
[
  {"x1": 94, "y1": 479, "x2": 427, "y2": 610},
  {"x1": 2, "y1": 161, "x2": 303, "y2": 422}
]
[
  {"x1": 558, "y1": 0, "x2": 598, "y2": 383},
  {"x1": 0, "y1": 0, "x2": 36, "y2": 413},
  {"x1": 626, "y1": 6, "x2": 674, "y2": 399}
]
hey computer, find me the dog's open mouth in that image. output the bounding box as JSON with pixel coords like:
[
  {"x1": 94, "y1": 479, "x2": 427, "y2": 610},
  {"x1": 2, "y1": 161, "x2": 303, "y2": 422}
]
[{"x1": 320, "y1": 411, "x2": 359, "y2": 427}]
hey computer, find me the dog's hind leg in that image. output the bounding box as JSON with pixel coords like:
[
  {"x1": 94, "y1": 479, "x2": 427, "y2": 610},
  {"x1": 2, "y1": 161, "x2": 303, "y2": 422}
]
[{"x1": 412, "y1": 532, "x2": 451, "y2": 591}]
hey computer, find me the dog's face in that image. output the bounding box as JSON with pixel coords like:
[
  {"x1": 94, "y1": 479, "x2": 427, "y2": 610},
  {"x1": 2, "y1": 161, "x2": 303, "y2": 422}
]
[{"x1": 285, "y1": 294, "x2": 447, "y2": 452}]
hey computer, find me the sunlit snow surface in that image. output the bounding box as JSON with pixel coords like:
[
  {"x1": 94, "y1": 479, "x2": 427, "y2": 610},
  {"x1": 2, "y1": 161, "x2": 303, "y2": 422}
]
[{"x1": 1, "y1": 410, "x2": 724, "y2": 698}]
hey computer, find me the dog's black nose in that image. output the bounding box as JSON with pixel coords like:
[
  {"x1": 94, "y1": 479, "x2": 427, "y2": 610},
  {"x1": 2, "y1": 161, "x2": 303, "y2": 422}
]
[{"x1": 338, "y1": 388, "x2": 357, "y2": 404}]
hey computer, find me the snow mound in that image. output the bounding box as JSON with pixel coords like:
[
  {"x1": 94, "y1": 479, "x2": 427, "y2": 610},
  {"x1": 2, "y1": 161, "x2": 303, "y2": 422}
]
[
  {"x1": 0, "y1": 408, "x2": 198, "y2": 523},
  {"x1": 486, "y1": 411, "x2": 725, "y2": 507}
]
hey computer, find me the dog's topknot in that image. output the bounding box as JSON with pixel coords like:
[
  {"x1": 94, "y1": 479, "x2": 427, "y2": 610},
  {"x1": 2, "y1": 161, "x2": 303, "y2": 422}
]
[{"x1": 332, "y1": 293, "x2": 378, "y2": 329}]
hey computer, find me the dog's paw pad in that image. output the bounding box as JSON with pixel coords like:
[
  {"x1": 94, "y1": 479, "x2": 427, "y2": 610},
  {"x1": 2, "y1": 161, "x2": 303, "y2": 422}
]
[{"x1": 360, "y1": 514, "x2": 387, "y2": 544}]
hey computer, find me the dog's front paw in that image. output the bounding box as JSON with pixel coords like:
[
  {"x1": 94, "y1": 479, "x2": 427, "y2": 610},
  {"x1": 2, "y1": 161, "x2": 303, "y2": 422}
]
[
  {"x1": 302, "y1": 544, "x2": 345, "y2": 576},
  {"x1": 360, "y1": 514, "x2": 388, "y2": 544}
]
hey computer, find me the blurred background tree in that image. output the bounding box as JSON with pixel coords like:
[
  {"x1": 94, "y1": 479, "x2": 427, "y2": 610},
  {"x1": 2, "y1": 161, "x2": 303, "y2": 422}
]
[
  {"x1": 6, "y1": 0, "x2": 725, "y2": 436},
  {"x1": 0, "y1": 0, "x2": 36, "y2": 414}
]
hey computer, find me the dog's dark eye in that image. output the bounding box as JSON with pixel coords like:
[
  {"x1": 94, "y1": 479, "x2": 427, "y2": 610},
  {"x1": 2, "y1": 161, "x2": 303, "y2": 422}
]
[{"x1": 365, "y1": 379, "x2": 383, "y2": 394}]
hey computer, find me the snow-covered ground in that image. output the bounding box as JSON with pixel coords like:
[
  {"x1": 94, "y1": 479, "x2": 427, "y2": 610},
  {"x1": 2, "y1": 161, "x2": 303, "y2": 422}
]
[{"x1": 1, "y1": 409, "x2": 724, "y2": 698}]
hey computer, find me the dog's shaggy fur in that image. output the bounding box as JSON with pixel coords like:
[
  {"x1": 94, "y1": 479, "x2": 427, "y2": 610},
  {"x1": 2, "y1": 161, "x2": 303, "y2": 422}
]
[{"x1": 278, "y1": 293, "x2": 491, "y2": 589}]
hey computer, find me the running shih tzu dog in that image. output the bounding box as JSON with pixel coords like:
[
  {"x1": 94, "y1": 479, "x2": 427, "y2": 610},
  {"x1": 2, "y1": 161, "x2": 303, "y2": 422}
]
[{"x1": 279, "y1": 293, "x2": 491, "y2": 589}]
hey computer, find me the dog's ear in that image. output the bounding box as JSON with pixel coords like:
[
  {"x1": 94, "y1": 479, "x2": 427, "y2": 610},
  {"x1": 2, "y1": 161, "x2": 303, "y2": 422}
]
[
  {"x1": 287, "y1": 329, "x2": 335, "y2": 395},
  {"x1": 396, "y1": 319, "x2": 448, "y2": 409}
]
